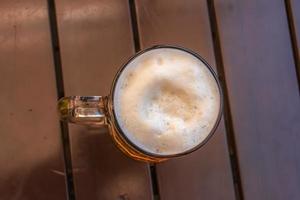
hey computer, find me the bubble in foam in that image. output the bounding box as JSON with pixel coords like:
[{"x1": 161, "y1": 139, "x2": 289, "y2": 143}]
[{"x1": 113, "y1": 48, "x2": 221, "y2": 156}]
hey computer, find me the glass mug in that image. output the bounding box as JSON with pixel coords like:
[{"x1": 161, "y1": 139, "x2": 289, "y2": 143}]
[{"x1": 58, "y1": 45, "x2": 223, "y2": 163}]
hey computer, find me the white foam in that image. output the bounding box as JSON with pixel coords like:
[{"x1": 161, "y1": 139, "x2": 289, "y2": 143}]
[{"x1": 113, "y1": 48, "x2": 221, "y2": 155}]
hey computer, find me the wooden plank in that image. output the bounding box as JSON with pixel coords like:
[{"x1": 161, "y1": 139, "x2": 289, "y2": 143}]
[
  {"x1": 55, "y1": 0, "x2": 153, "y2": 199},
  {"x1": 0, "y1": 1, "x2": 67, "y2": 200},
  {"x1": 135, "y1": 1, "x2": 236, "y2": 199},
  {"x1": 213, "y1": 0, "x2": 300, "y2": 199}
]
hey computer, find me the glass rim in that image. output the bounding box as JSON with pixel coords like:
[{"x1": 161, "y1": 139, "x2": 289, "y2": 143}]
[{"x1": 109, "y1": 44, "x2": 224, "y2": 158}]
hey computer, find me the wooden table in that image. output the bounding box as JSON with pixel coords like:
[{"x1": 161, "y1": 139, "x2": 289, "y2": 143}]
[{"x1": 1, "y1": 0, "x2": 299, "y2": 199}]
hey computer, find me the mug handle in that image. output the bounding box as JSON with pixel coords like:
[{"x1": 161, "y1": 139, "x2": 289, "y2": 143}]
[{"x1": 58, "y1": 96, "x2": 107, "y2": 125}]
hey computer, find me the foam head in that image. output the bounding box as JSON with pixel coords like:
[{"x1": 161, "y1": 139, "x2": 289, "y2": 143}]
[{"x1": 113, "y1": 47, "x2": 221, "y2": 156}]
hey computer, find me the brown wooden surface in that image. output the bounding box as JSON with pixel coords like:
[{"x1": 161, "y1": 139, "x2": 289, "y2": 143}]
[
  {"x1": 135, "y1": 1, "x2": 236, "y2": 199},
  {"x1": 214, "y1": 0, "x2": 300, "y2": 199},
  {"x1": 2, "y1": 0, "x2": 300, "y2": 199},
  {"x1": 0, "y1": 0, "x2": 67, "y2": 199},
  {"x1": 55, "y1": 0, "x2": 153, "y2": 199}
]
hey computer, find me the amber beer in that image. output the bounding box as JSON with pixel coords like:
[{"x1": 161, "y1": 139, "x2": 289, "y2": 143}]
[{"x1": 58, "y1": 45, "x2": 222, "y2": 162}]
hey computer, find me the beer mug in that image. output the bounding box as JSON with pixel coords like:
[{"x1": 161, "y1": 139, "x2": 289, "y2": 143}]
[{"x1": 58, "y1": 45, "x2": 223, "y2": 163}]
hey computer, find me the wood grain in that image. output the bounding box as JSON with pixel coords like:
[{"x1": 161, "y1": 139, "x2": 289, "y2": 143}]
[
  {"x1": 135, "y1": 1, "x2": 236, "y2": 199},
  {"x1": 213, "y1": 0, "x2": 300, "y2": 199},
  {"x1": 55, "y1": 0, "x2": 153, "y2": 199},
  {"x1": 0, "y1": 0, "x2": 67, "y2": 199}
]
